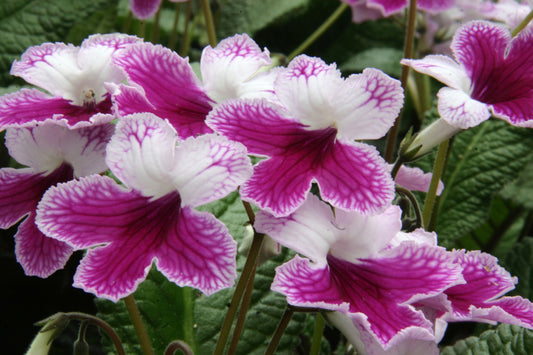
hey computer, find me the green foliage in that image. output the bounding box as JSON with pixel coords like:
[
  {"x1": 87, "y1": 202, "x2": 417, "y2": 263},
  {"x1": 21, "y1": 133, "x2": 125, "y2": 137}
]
[
  {"x1": 340, "y1": 47, "x2": 403, "y2": 77},
  {"x1": 441, "y1": 324, "x2": 533, "y2": 355},
  {"x1": 432, "y1": 120, "x2": 533, "y2": 248},
  {"x1": 502, "y1": 237, "x2": 533, "y2": 299},
  {"x1": 0, "y1": 0, "x2": 118, "y2": 86}
]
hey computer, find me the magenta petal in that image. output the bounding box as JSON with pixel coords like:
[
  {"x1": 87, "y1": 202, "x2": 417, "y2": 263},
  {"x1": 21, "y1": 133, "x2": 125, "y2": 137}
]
[
  {"x1": 478, "y1": 296, "x2": 533, "y2": 329},
  {"x1": 113, "y1": 43, "x2": 213, "y2": 138},
  {"x1": 15, "y1": 212, "x2": 73, "y2": 278},
  {"x1": 0, "y1": 89, "x2": 114, "y2": 130},
  {"x1": 317, "y1": 141, "x2": 394, "y2": 214},
  {"x1": 206, "y1": 98, "x2": 304, "y2": 156},
  {"x1": 129, "y1": 0, "x2": 163, "y2": 19},
  {"x1": 367, "y1": 0, "x2": 407, "y2": 15},
  {"x1": 156, "y1": 207, "x2": 237, "y2": 296}
]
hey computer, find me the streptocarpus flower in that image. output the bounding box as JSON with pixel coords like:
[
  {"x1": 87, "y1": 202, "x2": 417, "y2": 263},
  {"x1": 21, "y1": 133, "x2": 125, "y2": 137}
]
[
  {"x1": 255, "y1": 195, "x2": 464, "y2": 350},
  {"x1": 0, "y1": 34, "x2": 141, "y2": 130},
  {"x1": 438, "y1": 250, "x2": 533, "y2": 328},
  {"x1": 36, "y1": 113, "x2": 252, "y2": 301},
  {"x1": 129, "y1": 0, "x2": 188, "y2": 20},
  {"x1": 207, "y1": 55, "x2": 403, "y2": 217},
  {"x1": 111, "y1": 34, "x2": 277, "y2": 138},
  {"x1": 402, "y1": 21, "x2": 533, "y2": 130},
  {"x1": 0, "y1": 123, "x2": 114, "y2": 277}
]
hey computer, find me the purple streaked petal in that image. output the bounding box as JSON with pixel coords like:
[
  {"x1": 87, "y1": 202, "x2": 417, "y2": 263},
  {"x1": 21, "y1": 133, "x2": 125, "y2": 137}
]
[
  {"x1": 156, "y1": 206, "x2": 237, "y2": 295},
  {"x1": 0, "y1": 89, "x2": 115, "y2": 130},
  {"x1": 106, "y1": 113, "x2": 179, "y2": 199},
  {"x1": 343, "y1": 0, "x2": 385, "y2": 23},
  {"x1": 275, "y1": 55, "x2": 343, "y2": 130},
  {"x1": 400, "y1": 55, "x2": 471, "y2": 92},
  {"x1": 113, "y1": 42, "x2": 213, "y2": 138},
  {"x1": 335, "y1": 68, "x2": 403, "y2": 141},
  {"x1": 366, "y1": 0, "x2": 407, "y2": 16},
  {"x1": 6, "y1": 124, "x2": 113, "y2": 176},
  {"x1": 316, "y1": 141, "x2": 395, "y2": 215},
  {"x1": 475, "y1": 296, "x2": 533, "y2": 329},
  {"x1": 255, "y1": 194, "x2": 337, "y2": 267},
  {"x1": 172, "y1": 134, "x2": 252, "y2": 207},
  {"x1": 0, "y1": 168, "x2": 47, "y2": 228},
  {"x1": 15, "y1": 212, "x2": 73, "y2": 278},
  {"x1": 394, "y1": 165, "x2": 444, "y2": 195},
  {"x1": 437, "y1": 87, "x2": 491, "y2": 129},
  {"x1": 201, "y1": 34, "x2": 273, "y2": 102},
  {"x1": 129, "y1": 0, "x2": 163, "y2": 20},
  {"x1": 206, "y1": 98, "x2": 303, "y2": 157},
  {"x1": 36, "y1": 175, "x2": 146, "y2": 249}
]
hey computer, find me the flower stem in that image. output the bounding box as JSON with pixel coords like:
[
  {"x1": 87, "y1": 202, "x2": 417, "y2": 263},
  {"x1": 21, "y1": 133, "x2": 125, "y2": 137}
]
[
  {"x1": 396, "y1": 185, "x2": 423, "y2": 229},
  {"x1": 123, "y1": 294, "x2": 155, "y2": 355},
  {"x1": 201, "y1": 0, "x2": 217, "y2": 47},
  {"x1": 152, "y1": 7, "x2": 161, "y2": 43},
  {"x1": 422, "y1": 139, "x2": 450, "y2": 230},
  {"x1": 164, "y1": 340, "x2": 194, "y2": 355},
  {"x1": 227, "y1": 264, "x2": 257, "y2": 354},
  {"x1": 512, "y1": 9, "x2": 533, "y2": 37},
  {"x1": 287, "y1": 3, "x2": 349, "y2": 61},
  {"x1": 180, "y1": 0, "x2": 193, "y2": 57},
  {"x1": 384, "y1": 0, "x2": 417, "y2": 163},
  {"x1": 214, "y1": 201, "x2": 264, "y2": 355},
  {"x1": 264, "y1": 306, "x2": 295, "y2": 355},
  {"x1": 309, "y1": 313, "x2": 325, "y2": 355},
  {"x1": 169, "y1": 2, "x2": 183, "y2": 51}
]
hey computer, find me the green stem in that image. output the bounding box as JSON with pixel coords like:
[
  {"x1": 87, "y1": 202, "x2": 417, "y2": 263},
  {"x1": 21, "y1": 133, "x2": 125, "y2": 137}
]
[
  {"x1": 181, "y1": 287, "x2": 197, "y2": 354},
  {"x1": 214, "y1": 222, "x2": 264, "y2": 354},
  {"x1": 152, "y1": 7, "x2": 161, "y2": 43},
  {"x1": 201, "y1": 0, "x2": 217, "y2": 47},
  {"x1": 396, "y1": 185, "x2": 423, "y2": 229},
  {"x1": 264, "y1": 306, "x2": 294, "y2": 355},
  {"x1": 287, "y1": 3, "x2": 349, "y2": 61},
  {"x1": 123, "y1": 11, "x2": 133, "y2": 33},
  {"x1": 512, "y1": 9, "x2": 533, "y2": 37},
  {"x1": 139, "y1": 21, "x2": 146, "y2": 39},
  {"x1": 422, "y1": 139, "x2": 450, "y2": 230},
  {"x1": 169, "y1": 2, "x2": 183, "y2": 51},
  {"x1": 123, "y1": 295, "x2": 155, "y2": 355},
  {"x1": 164, "y1": 341, "x2": 194, "y2": 355},
  {"x1": 228, "y1": 264, "x2": 257, "y2": 354},
  {"x1": 384, "y1": 0, "x2": 418, "y2": 163},
  {"x1": 179, "y1": 0, "x2": 193, "y2": 57},
  {"x1": 309, "y1": 313, "x2": 325, "y2": 355}
]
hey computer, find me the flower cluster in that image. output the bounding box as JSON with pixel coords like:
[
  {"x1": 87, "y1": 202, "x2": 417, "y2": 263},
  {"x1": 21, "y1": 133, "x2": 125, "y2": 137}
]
[{"x1": 2, "y1": 6, "x2": 533, "y2": 353}]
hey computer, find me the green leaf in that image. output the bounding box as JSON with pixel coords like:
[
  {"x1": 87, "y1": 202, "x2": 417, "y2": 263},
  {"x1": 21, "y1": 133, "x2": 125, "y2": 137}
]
[
  {"x1": 0, "y1": 0, "x2": 118, "y2": 86},
  {"x1": 340, "y1": 47, "x2": 403, "y2": 77},
  {"x1": 501, "y1": 237, "x2": 533, "y2": 299},
  {"x1": 216, "y1": 0, "x2": 310, "y2": 39},
  {"x1": 501, "y1": 161, "x2": 533, "y2": 210},
  {"x1": 432, "y1": 120, "x2": 533, "y2": 248},
  {"x1": 441, "y1": 324, "x2": 533, "y2": 355}
]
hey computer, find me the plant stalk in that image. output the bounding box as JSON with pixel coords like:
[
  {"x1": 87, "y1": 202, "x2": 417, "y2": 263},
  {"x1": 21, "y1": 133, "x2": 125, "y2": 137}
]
[
  {"x1": 512, "y1": 9, "x2": 533, "y2": 36},
  {"x1": 309, "y1": 313, "x2": 326, "y2": 355},
  {"x1": 264, "y1": 306, "x2": 294, "y2": 355},
  {"x1": 422, "y1": 139, "x2": 450, "y2": 230},
  {"x1": 123, "y1": 295, "x2": 155, "y2": 355},
  {"x1": 201, "y1": 0, "x2": 217, "y2": 47}
]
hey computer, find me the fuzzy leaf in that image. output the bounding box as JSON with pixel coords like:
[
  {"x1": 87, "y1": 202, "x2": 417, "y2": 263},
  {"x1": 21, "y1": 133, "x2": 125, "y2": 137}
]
[
  {"x1": 433, "y1": 120, "x2": 533, "y2": 248},
  {"x1": 0, "y1": 0, "x2": 118, "y2": 86},
  {"x1": 501, "y1": 162, "x2": 533, "y2": 210},
  {"x1": 502, "y1": 237, "x2": 533, "y2": 299},
  {"x1": 441, "y1": 324, "x2": 533, "y2": 355}
]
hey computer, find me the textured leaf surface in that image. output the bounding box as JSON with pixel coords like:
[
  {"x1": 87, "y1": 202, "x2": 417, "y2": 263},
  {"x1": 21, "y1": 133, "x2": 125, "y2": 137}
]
[
  {"x1": 433, "y1": 120, "x2": 533, "y2": 248},
  {"x1": 441, "y1": 324, "x2": 533, "y2": 355},
  {"x1": 216, "y1": 0, "x2": 309, "y2": 38},
  {"x1": 340, "y1": 47, "x2": 403, "y2": 77},
  {"x1": 0, "y1": 0, "x2": 118, "y2": 86},
  {"x1": 501, "y1": 161, "x2": 533, "y2": 210}
]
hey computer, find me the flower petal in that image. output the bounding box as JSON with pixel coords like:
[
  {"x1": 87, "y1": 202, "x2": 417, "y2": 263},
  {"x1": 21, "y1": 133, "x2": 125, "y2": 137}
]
[
  {"x1": 201, "y1": 34, "x2": 274, "y2": 102},
  {"x1": 172, "y1": 134, "x2": 252, "y2": 207},
  {"x1": 335, "y1": 68, "x2": 403, "y2": 141},
  {"x1": 206, "y1": 98, "x2": 303, "y2": 157},
  {"x1": 401, "y1": 55, "x2": 471, "y2": 92},
  {"x1": 394, "y1": 165, "x2": 444, "y2": 195},
  {"x1": 15, "y1": 212, "x2": 73, "y2": 278},
  {"x1": 155, "y1": 207, "x2": 237, "y2": 295},
  {"x1": 316, "y1": 141, "x2": 395, "y2": 215},
  {"x1": 113, "y1": 42, "x2": 213, "y2": 138},
  {"x1": 106, "y1": 113, "x2": 179, "y2": 198},
  {"x1": 0, "y1": 89, "x2": 114, "y2": 130},
  {"x1": 437, "y1": 87, "x2": 491, "y2": 129}
]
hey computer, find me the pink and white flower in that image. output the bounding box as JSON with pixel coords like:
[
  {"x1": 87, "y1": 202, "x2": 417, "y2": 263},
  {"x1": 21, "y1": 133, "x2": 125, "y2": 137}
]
[
  {"x1": 0, "y1": 123, "x2": 114, "y2": 277},
  {"x1": 207, "y1": 55, "x2": 403, "y2": 217},
  {"x1": 342, "y1": 0, "x2": 454, "y2": 23},
  {"x1": 0, "y1": 34, "x2": 141, "y2": 130},
  {"x1": 402, "y1": 21, "x2": 533, "y2": 130},
  {"x1": 36, "y1": 113, "x2": 252, "y2": 301},
  {"x1": 111, "y1": 34, "x2": 277, "y2": 139},
  {"x1": 255, "y1": 195, "x2": 464, "y2": 351}
]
